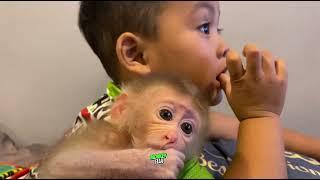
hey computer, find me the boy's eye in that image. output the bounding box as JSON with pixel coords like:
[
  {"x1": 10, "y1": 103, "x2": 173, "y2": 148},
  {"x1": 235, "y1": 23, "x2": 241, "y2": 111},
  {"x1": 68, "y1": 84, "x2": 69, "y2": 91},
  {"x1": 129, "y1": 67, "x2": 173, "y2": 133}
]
[
  {"x1": 181, "y1": 122, "x2": 192, "y2": 134},
  {"x1": 198, "y1": 22, "x2": 210, "y2": 35},
  {"x1": 158, "y1": 108, "x2": 173, "y2": 121}
]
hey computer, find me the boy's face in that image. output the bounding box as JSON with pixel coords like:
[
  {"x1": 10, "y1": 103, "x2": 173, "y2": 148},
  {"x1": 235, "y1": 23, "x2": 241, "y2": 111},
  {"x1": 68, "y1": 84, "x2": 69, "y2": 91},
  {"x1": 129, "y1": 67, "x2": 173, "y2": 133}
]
[{"x1": 145, "y1": 1, "x2": 228, "y2": 106}]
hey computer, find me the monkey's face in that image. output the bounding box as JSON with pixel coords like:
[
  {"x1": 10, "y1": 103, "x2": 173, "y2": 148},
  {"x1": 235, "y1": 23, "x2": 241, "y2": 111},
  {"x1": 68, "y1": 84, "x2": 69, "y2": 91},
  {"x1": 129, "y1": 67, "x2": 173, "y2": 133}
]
[{"x1": 128, "y1": 86, "x2": 204, "y2": 159}]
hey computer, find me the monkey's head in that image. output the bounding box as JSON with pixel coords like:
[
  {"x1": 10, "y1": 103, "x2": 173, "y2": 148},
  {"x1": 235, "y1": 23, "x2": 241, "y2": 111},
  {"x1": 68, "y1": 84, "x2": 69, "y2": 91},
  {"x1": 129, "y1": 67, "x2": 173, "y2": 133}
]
[{"x1": 110, "y1": 75, "x2": 210, "y2": 160}]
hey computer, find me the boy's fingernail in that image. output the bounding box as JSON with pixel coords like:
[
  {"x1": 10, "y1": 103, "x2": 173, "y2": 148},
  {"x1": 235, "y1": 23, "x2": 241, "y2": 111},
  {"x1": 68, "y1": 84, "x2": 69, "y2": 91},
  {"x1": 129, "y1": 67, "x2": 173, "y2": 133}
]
[
  {"x1": 243, "y1": 44, "x2": 258, "y2": 57},
  {"x1": 248, "y1": 50, "x2": 261, "y2": 59},
  {"x1": 226, "y1": 50, "x2": 239, "y2": 60}
]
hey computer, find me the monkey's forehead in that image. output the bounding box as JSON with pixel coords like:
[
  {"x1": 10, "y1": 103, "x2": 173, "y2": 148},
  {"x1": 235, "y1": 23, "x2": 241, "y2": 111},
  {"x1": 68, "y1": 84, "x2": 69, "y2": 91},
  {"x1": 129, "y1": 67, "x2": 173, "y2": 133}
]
[
  {"x1": 151, "y1": 99, "x2": 201, "y2": 121},
  {"x1": 134, "y1": 85, "x2": 204, "y2": 116}
]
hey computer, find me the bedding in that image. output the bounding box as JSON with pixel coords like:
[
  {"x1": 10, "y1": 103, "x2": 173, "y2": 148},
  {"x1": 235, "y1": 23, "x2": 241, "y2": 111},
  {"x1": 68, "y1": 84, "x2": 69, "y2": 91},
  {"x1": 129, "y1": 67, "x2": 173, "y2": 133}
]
[{"x1": 0, "y1": 130, "x2": 48, "y2": 179}]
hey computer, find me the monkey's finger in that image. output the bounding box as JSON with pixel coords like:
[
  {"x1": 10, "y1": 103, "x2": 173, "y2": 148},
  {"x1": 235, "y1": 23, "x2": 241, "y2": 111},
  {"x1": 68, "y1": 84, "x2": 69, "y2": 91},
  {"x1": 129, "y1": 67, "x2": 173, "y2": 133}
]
[
  {"x1": 275, "y1": 59, "x2": 288, "y2": 81},
  {"x1": 243, "y1": 44, "x2": 263, "y2": 77},
  {"x1": 176, "y1": 156, "x2": 185, "y2": 171},
  {"x1": 218, "y1": 73, "x2": 231, "y2": 98},
  {"x1": 261, "y1": 50, "x2": 276, "y2": 76},
  {"x1": 170, "y1": 150, "x2": 185, "y2": 170},
  {"x1": 174, "y1": 150, "x2": 185, "y2": 162},
  {"x1": 226, "y1": 50, "x2": 245, "y2": 81}
]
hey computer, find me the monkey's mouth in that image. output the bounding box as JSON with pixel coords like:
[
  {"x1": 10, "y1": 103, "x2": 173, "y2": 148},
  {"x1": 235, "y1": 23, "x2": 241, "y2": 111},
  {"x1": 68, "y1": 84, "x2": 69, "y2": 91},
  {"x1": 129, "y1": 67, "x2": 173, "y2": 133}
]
[
  {"x1": 147, "y1": 143, "x2": 164, "y2": 150},
  {"x1": 160, "y1": 144, "x2": 177, "y2": 150},
  {"x1": 147, "y1": 142, "x2": 176, "y2": 150}
]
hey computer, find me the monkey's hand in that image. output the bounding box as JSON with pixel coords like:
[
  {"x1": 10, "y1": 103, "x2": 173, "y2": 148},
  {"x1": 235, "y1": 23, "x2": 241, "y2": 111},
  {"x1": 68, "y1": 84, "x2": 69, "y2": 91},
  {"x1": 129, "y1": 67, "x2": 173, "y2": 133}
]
[
  {"x1": 139, "y1": 148, "x2": 185, "y2": 179},
  {"x1": 37, "y1": 148, "x2": 185, "y2": 179},
  {"x1": 218, "y1": 44, "x2": 288, "y2": 121}
]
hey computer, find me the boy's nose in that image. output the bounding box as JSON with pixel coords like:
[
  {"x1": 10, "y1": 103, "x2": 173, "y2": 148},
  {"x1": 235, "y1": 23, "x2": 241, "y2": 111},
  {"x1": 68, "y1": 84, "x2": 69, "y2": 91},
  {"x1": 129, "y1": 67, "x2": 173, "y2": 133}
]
[{"x1": 216, "y1": 36, "x2": 230, "y2": 59}]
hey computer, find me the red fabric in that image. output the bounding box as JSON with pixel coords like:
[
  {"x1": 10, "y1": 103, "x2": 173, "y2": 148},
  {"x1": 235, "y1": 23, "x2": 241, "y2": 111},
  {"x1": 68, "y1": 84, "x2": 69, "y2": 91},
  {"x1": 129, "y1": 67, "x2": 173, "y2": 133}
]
[
  {"x1": 81, "y1": 108, "x2": 92, "y2": 122},
  {"x1": 10, "y1": 168, "x2": 30, "y2": 179}
]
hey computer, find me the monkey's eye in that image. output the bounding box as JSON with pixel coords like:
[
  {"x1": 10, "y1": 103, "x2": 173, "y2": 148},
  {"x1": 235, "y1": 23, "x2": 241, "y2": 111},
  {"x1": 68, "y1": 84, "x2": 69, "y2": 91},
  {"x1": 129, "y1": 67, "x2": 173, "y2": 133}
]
[
  {"x1": 181, "y1": 122, "x2": 192, "y2": 134},
  {"x1": 158, "y1": 108, "x2": 173, "y2": 121}
]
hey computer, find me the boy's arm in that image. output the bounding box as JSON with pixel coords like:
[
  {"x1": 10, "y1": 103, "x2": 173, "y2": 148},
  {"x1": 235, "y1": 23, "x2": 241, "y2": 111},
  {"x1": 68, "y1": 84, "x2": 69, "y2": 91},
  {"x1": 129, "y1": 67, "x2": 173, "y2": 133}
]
[
  {"x1": 218, "y1": 44, "x2": 288, "y2": 178},
  {"x1": 208, "y1": 111, "x2": 239, "y2": 140},
  {"x1": 282, "y1": 128, "x2": 320, "y2": 160},
  {"x1": 208, "y1": 111, "x2": 320, "y2": 161},
  {"x1": 224, "y1": 115, "x2": 286, "y2": 178}
]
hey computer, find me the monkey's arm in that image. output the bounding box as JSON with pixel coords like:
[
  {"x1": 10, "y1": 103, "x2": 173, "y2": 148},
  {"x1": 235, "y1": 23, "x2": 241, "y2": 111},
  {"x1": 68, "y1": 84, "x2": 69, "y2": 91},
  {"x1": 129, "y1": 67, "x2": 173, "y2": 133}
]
[
  {"x1": 37, "y1": 145, "x2": 185, "y2": 179},
  {"x1": 37, "y1": 148, "x2": 150, "y2": 178},
  {"x1": 223, "y1": 116, "x2": 286, "y2": 178},
  {"x1": 37, "y1": 122, "x2": 148, "y2": 178},
  {"x1": 37, "y1": 122, "x2": 182, "y2": 178},
  {"x1": 208, "y1": 111, "x2": 320, "y2": 161}
]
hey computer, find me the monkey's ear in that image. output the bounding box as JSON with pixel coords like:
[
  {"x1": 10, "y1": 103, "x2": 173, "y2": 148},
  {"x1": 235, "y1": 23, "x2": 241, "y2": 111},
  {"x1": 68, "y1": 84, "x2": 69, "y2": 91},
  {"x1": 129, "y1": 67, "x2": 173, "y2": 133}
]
[{"x1": 110, "y1": 93, "x2": 128, "y2": 119}]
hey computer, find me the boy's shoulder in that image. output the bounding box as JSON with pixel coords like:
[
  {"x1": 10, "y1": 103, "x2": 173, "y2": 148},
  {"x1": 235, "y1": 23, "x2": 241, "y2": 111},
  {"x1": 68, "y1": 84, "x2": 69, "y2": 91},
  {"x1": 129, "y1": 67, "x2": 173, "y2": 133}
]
[
  {"x1": 79, "y1": 94, "x2": 112, "y2": 124},
  {"x1": 67, "y1": 93, "x2": 113, "y2": 136},
  {"x1": 67, "y1": 82, "x2": 122, "y2": 136}
]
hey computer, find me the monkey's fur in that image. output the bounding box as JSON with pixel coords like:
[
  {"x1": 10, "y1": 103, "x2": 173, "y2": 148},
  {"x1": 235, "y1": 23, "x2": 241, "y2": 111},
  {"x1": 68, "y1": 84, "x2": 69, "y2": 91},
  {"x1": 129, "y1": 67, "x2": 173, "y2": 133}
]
[{"x1": 39, "y1": 75, "x2": 210, "y2": 178}]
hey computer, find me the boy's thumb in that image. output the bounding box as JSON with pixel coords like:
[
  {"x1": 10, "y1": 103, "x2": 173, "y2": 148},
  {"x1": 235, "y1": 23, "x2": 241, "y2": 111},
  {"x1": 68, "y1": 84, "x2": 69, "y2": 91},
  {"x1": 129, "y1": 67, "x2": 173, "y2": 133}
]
[{"x1": 218, "y1": 73, "x2": 231, "y2": 97}]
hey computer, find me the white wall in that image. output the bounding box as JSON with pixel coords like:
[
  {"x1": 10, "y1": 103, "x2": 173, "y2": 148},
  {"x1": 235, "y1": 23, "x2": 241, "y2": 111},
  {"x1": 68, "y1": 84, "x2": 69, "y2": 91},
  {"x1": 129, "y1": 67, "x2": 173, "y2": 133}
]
[
  {"x1": 0, "y1": 2, "x2": 109, "y2": 145},
  {"x1": 0, "y1": 1, "x2": 319, "y2": 145}
]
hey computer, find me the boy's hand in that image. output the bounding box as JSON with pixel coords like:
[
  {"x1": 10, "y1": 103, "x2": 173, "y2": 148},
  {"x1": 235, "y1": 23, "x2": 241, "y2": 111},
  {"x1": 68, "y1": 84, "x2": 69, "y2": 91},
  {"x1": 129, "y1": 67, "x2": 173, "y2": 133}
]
[{"x1": 218, "y1": 44, "x2": 288, "y2": 121}]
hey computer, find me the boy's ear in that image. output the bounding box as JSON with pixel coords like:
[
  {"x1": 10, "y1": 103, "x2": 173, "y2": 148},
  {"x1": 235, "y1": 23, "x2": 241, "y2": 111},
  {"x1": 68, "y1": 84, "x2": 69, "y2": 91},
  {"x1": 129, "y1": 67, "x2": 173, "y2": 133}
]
[
  {"x1": 110, "y1": 93, "x2": 128, "y2": 120},
  {"x1": 116, "y1": 32, "x2": 151, "y2": 75}
]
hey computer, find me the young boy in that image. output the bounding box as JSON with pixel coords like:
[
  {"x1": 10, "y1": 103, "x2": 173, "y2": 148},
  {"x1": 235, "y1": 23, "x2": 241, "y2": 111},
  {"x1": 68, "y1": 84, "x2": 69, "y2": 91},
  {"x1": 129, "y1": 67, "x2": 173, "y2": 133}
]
[{"x1": 35, "y1": 1, "x2": 320, "y2": 179}]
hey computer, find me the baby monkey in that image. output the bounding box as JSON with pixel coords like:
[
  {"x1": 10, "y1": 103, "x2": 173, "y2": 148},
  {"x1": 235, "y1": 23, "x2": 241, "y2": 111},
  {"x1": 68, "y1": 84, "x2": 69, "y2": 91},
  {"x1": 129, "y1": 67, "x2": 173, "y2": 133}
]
[{"x1": 38, "y1": 75, "x2": 210, "y2": 178}]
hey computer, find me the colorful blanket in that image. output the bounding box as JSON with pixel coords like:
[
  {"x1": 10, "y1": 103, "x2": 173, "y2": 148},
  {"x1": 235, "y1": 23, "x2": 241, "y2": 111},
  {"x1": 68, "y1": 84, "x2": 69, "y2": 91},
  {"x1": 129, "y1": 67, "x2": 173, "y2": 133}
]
[{"x1": 0, "y1": 163, "x2": 38, "y2": 179}]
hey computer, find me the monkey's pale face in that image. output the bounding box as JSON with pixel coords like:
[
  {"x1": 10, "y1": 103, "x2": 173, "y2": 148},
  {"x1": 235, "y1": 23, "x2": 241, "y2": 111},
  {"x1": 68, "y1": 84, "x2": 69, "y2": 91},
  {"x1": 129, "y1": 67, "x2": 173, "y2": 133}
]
[{"x1": 129, "y1": 86, "x2": 202, "y2": 158}]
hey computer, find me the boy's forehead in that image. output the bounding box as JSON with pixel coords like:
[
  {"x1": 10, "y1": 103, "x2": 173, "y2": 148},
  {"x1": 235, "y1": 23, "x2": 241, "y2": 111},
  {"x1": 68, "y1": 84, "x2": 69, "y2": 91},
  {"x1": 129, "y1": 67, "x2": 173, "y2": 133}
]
[{"x1": 166, "y1": 1, "x2": 220, "y2": 14}]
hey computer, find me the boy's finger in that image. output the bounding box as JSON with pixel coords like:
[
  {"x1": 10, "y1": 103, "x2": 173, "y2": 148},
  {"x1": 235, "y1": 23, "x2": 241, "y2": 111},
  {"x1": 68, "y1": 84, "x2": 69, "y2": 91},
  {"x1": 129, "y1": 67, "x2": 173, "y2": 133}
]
[
  {"x1": 262, "y1": 50, "x2": 276, "y2": 76},
  {"x1": 242, "y1": 43, "x2": 258, "y2": 57},
  {"x1": 226, "y1": 50, "x2": 244, "y2": 81},
  {"x1": 244, "y1": 47, "x2": 263, "y2": 77},
  {"x1": 218, "y1": 73, "x2": 231, "y2": 98},
  {"x1": 275, "y1": 59, "x2": 288, "y2": 81}
]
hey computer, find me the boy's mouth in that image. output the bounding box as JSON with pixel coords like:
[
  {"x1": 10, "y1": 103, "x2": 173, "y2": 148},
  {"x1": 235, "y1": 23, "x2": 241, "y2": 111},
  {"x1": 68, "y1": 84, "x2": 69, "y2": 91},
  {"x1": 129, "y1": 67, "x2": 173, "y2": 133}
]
[
  {"x1": 215, "y1": 67, "x2": 228, "y2": 88},
  {"x1": 221, "y1": 67, "x2": 228, "y2": 74},
  {"x1": 210, "y1": 67, "x2": 228, "y2": 106}
]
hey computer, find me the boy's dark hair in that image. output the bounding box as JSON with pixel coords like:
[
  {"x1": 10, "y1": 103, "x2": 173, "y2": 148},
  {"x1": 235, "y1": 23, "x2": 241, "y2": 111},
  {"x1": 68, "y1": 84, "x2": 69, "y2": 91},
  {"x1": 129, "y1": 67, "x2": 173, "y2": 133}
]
[{"x1": 78, "y1": 1, "x2": 165, "y2": 84}]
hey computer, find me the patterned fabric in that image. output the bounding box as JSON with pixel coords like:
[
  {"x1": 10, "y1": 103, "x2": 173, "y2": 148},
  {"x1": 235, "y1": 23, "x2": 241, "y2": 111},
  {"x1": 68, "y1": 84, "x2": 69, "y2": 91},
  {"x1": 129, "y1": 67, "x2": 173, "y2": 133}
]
[
  {"x1": 0, "y1": 162, "x2": 37, "y2": 179},
  {"x1": 67, "y1": 82, "x2": 121, "y2": 137},
  {"x1": 178, "y1": 157, "x2": 214, "y2": 179},
  {"x1": 69, "y1": 90, "x2": 114, "y2": 136},
  {"x1": 201, "y1": 139, "x2": 320, "y2": 179}
]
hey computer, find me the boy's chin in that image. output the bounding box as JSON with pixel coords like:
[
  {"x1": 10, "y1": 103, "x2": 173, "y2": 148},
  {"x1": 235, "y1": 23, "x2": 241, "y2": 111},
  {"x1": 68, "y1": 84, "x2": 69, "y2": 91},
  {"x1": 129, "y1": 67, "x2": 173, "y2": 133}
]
[{"x1": 210, "y1": 89, "x2": 223, "y2": 106}]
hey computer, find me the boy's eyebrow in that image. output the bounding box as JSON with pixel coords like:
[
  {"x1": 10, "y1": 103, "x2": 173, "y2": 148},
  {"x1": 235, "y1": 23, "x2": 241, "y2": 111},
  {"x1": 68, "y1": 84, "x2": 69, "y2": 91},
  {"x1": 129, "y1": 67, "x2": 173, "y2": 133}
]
[{"x1": 192, "y1": 1, "x2": 220, "y2": 18}]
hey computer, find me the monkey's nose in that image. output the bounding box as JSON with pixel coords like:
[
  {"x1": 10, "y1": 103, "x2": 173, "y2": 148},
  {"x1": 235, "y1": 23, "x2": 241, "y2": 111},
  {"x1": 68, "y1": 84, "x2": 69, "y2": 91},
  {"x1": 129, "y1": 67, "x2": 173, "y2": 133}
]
[{"x1": 164, "y1": 131, "x2": 178, "y2": 145}]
